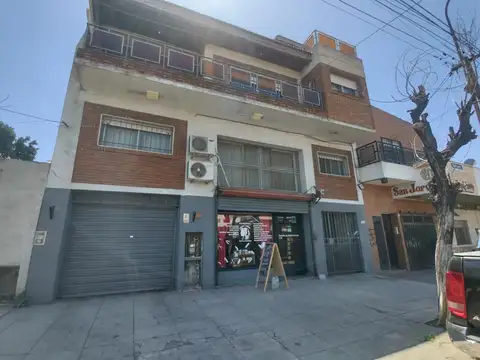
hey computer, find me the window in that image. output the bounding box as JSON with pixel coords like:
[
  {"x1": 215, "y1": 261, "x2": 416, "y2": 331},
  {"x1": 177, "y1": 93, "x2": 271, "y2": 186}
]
[
  {"x1": 317, "y1": 152, "x2": 349, "y2": 176},
  {"x1": 99, "y1": 115, "x2": 173, "y2": 155},
  {"x1": 217, "y1": 140, "x2": 299, "y2": 192},
  {"x1": 217, "y1": 214, "x2": 273, "y2": 269},
  {"x1": 330, "y1": 74, "x2": 358, "y2": 96},
  {"x1": 455, "y1": 220, "x2": 471, "y2": 245}
]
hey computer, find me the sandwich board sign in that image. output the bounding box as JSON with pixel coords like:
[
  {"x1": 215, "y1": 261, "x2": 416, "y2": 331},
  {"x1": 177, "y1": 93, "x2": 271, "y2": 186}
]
[{"x1": 255, "y1": 242, "x2": 288, "y2": 292}]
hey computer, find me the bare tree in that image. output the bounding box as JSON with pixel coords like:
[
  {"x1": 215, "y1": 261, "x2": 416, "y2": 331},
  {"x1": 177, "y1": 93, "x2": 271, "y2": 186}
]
[{"x1": 403, "y1": 1, "x2": 479, "y2": 326}]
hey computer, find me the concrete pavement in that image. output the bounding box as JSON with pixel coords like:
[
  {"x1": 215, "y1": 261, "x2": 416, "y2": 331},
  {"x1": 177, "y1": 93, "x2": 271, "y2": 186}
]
[{"x1": 0, "y1": 274, "x2": 472, "y2": 359}]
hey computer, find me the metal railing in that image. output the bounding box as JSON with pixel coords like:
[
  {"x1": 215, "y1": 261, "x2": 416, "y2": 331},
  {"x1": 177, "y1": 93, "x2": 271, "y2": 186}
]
[
  {"x1": 356, "y1": 141, "x2": 424, "y2": 168},
  {"x1": 86, "y1": 24, "x2": 324, "y2": 108}
]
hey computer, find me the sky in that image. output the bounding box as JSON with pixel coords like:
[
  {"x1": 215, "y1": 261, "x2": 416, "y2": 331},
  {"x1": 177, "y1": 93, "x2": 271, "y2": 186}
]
[{"x1": 1, "y1": 0, "x2": 479, "y2": 163}]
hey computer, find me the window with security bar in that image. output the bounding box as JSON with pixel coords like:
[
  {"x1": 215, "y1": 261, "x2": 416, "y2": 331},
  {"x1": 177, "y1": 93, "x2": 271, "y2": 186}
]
[
  {"x1": 454, "y1": 220, "x2": 471, "y2": 245},
  {"x1": 98, "y1": 115, "x2": 173, "y2": 155},
  {"x1": 217, "y1": 140, "x2": 300, "y2": 192},
  {"x1": 317, "y1": 152, "x2": 349, "y2": 176}
]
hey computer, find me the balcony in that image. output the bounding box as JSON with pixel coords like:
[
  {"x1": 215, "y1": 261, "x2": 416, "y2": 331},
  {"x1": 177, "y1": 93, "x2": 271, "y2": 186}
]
[
  {"x1": 356, "y1": 141, "x2": 425, "y2": 185},
  {"x1": 80, "y1": 25, "x2": 324, "y2": 108}
]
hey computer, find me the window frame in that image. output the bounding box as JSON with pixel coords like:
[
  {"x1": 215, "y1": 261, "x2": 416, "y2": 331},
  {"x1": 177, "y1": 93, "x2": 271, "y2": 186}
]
[
  {"x1": 217, "y1": 139, "x2": 300, "y2": 192},
  {"x1": 331, "y1": 82, "x2": 358, "y2": 96},
  {"x1": 97, "y1": 114, "x2": 175, "y2": 156},
  {"x1": 454, "y1": 220, "x2": 472, "y2": 246},
  {"x1": 316, "y1": 151, "x2": 350, "y2": 177}
]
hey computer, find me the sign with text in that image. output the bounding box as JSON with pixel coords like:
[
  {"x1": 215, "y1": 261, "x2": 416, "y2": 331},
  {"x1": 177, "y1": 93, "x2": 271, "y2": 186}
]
[
  {"x1": 392, "y1": 161, "x2": 478, "y2": 199},
  {"x1": 255, "y1": 243, "x2": 288, "y2": 292}
]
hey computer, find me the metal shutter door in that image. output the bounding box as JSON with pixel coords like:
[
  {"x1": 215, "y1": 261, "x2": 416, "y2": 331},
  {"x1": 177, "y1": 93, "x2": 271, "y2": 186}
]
[{"x1": 58, "y1": 201, "x2": 176, "y2": 298}]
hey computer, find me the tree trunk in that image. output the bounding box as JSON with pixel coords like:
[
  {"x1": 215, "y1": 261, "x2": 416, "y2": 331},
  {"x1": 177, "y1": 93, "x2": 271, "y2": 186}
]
[{"x1": 435, "y1": 190, "x2": 456, "y2": 326}]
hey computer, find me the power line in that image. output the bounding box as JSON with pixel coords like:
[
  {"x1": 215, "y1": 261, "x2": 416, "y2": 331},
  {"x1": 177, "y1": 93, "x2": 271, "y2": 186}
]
[
  {"x1": 399, "y1": 0, "x2": 480, "y2": 54},
  {"x1": 0, "y1": 108, "x2": 61, "y2": 124},
  {"x1": 370, "y1": 0, "x2": 457, "y2": 54},
  {"x1": 324, "y1": 0, "x2": 422, "y2": 67},
  {"x1": 318, "y1": 0, "x2": 434, "y2": 54},
  {"x1": 333, "y1": 0, "x2": 457, "y2": 59}
]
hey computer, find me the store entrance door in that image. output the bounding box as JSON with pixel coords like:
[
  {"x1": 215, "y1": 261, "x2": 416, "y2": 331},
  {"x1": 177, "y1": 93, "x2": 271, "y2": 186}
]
[{"x1": 273, "y1": 214, "x2": 307, "y2": 276}]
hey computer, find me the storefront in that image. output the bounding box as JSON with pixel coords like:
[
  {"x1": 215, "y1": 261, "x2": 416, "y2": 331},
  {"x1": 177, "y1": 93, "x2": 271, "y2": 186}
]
[
  {"x1": 215, "y1": 195, "x2": 312, "y2": 286},
  {"x1": 366, "y1": 160, "x2": 480, "y2": 272}
]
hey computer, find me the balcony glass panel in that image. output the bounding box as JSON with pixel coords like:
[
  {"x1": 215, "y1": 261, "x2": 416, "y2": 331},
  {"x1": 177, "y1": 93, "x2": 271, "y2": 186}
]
[
  {"x1": 167, "y1": 48, "x2": 195, "y2": 72},
  {"x1": 90, "y1": 29, "x2": 124, "y2": 54},
  {"x1": 131, "y1": 39, "x2": 161, "y2": 63},
  {"x1": 257, "y1": 75, "x2": 277, "y2": 95},
  {"x1": 230, "y1": 68, "x2": 252, "y2": 88},
  {"x1": 200, "y1": 58, "x2": 224, "y2": 80},
  {"x1": 303, "y1": 88, "x2": 321, "y2": 105},
  {"x1": 281, "y1": 82, "x2": 299, "y2": 101}
]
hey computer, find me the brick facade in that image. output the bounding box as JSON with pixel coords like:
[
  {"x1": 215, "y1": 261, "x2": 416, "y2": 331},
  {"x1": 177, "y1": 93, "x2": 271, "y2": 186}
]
[
  {"x1": 72, "y1": 102, "x2": 188, "y2": 189},
  {"x1": 312, "y1": 145, "x2": 358, "y2": 201},
  {"x1": 302, "y1": 63, "x2": 375, "y2": 129},
  {"x1": 363, "y1": 106, "x2": 417, "y2": 147}
]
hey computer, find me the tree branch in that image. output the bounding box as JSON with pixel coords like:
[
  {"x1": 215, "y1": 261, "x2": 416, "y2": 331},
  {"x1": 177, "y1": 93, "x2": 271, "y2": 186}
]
[{"x1": 442, "y1": 95, "x2": 477, "y2": 160}]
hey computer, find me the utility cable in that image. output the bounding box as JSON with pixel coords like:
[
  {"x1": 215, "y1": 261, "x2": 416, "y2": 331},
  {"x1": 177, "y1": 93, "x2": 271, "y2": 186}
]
[
  {"x1": 318, "y1": 0, "x2": 437, "y2": 55},
  {"x1": 0, "y1": 108, "x2": 62, "y2": 125},
  {"x1": 371, "y1": 0, "x2": 457, "y2": 54},
  {"x1": 324, "y1": 0, "x2": 422, "y2": 67}
]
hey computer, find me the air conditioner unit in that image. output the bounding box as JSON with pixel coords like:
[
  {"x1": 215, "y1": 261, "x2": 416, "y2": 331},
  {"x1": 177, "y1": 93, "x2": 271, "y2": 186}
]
[
  {"x1": 188, "y1": 161, "x2": 214, "y2": 182},
  {"x1": 189, "y1": 136, "x2": 215, "y2": 156}
]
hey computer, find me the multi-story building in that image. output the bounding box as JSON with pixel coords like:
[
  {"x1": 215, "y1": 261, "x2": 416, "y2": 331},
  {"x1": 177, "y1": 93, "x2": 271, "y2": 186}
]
[
  {"x1": 26, "y1": 0, "x2": 395, "y2": 303},
  {"x1": 357, "y1": 107, "x2": 480, "y2": 272}
]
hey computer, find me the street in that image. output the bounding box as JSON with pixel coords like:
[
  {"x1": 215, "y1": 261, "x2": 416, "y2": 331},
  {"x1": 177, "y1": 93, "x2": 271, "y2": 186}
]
[{"x1": 0, "y1": 274, "x2": 472, "y2": 360}]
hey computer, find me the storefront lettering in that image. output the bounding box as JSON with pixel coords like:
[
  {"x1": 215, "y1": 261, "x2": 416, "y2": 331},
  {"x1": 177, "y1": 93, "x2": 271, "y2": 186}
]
[{"x1": 392, "y1": 183, "x2": 427, "y2": 197}]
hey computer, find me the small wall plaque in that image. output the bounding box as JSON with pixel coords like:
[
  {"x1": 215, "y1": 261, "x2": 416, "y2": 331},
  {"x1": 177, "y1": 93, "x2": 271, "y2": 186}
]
[{"x1": 33, "y1": 231, "x2": 47, "y2": 246}]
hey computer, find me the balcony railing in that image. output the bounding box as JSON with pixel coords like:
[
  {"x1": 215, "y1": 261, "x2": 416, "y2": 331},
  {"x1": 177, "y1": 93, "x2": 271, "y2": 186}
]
[
  {"x1": 356, "y1": 141, "x2": 424, "y2": 168},
  {"x1": 86, "y1": 25, "x2": 324, "y2": 108}
]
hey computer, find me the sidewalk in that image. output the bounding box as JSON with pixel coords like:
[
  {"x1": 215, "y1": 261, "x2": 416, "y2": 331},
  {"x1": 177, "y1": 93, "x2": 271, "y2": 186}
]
[{"x1": 0, "y1": 274, "x2": 471, "y2": 359}]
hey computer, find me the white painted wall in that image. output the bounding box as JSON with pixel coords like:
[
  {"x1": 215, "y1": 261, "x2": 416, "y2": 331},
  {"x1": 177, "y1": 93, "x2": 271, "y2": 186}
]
[
  {"x1": 51, "y1": 82, "x2": 364, "y2": 204},
  {"x1": 357, "y1": 161, "x2": 419, "y2": 184},
  {"x1": 47, "y1": 68, "x2": 84, "y2": 190},
  {"x1": 455, "y1": 209, "x2": 480, "y2": 247},
  {"x1": 301, "y1": 43, "x2": 366, "y2": 79},
  {"x1": 204, "y1": 44, "x2": 300, "y2": 81},
  {"x1": 0, "y1": 159, "x2": 49, "y2": 294}
]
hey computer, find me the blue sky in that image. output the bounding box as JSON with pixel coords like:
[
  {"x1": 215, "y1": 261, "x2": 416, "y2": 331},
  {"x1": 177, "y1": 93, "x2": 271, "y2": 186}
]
[{"x1": 1, "y1": 0, "x2": 479, "y2": 163}]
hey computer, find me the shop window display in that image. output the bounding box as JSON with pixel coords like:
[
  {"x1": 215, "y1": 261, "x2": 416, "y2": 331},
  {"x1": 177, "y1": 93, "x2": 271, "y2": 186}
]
[{"x1": 217, "y1": 214, "x2": 272, "y2": 269}]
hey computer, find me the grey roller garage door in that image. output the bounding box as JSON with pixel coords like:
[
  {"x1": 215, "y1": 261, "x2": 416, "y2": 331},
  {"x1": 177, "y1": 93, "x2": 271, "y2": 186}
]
[{"x1": 58, "y1": 192, "x2": 178, "y2": 298}]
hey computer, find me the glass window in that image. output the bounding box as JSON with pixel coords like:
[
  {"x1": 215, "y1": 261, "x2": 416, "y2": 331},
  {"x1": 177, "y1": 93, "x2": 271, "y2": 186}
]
[
  {"x1": 217, "y1": 214, "x2": 273, "y2": 269},
  {"x1": 331, "y1": 82, "x2": 357, "y2": 96},
  {"x1": 218, "y1": 140, "x2": 299, "y2": 192},
  {"x1": 317, "y1": 152, "x2": 349, "y2": 176},
  {"x1": 99, "y1": 116, "x2": 173, "y2": 155},
  {"x1": 455, "y1": 220, "x2": 471, "y2": 245}
]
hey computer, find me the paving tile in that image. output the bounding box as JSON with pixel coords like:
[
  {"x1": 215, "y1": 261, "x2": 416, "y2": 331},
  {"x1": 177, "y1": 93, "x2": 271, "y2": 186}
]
[
  {"x1": 24, "y1": 349, "x2": 81, "y2": 360},
  {"x1": 218, "y1": 321, "x2": 260, "y2": 337},
  {"x1": 245, "y1": 349, "x2": 299, "y2": 360},
  {"x1": 84, "y1": 333, "x2": 133, "y2": 349},
  {"x1": 208, "y1": 337, "x2": 246, "y2": 360},
  {"x1": 229, "y1": 331, "x2": 284, "y2": 356},
  {"x1": 134, "y1": 324, "x2": 178, "y2": 340},
  {"x1": 277, "y1": 335, "x2": 329, "y2": 357},
  {"x1": 179, "y1": 326, "x2": 223, "y2": 342},
  {"x1": 134, "y1": 334, "x2": 184, "y2": 354},
  {"x1": 299, "y1": 347, "x2": 351, "y2": 360}
]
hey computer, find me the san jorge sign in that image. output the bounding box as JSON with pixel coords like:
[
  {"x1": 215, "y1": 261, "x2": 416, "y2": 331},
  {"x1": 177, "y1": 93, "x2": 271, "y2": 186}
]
[{"x1": 392, "y1": 183, "x2": 428, "y2": 199}]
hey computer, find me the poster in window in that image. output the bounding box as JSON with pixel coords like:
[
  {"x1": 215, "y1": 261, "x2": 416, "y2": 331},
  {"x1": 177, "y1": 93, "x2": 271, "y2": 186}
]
[{"x1": 217, "y1": 214, "x2": 272, "y2": 269}]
